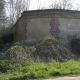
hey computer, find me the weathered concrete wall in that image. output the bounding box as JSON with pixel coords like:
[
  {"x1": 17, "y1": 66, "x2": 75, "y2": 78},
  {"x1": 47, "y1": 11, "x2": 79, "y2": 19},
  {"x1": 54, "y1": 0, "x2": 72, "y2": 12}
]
[
  {"x1": 26, "y1": 18, "x2": 51, "y2": 41},
  {"x1": 11, "y1": 9, "x2": 80, "y2": 46},
  {"x1": 59, "y1": 18, "x2": 80, "y2": 45}
]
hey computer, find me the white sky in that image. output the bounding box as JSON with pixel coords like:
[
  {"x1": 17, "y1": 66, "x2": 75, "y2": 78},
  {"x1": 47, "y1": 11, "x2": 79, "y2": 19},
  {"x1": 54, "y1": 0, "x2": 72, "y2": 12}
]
[
  {"x1": 29, "y1": 0, "x2": 80, "y2": 10},
  {"x1": 29, "y1": 0, "x2": 52, "y2": 10},
  {"x1": 5, "y1": 0, "x2": 80, "y2": 11},
  {"x1": 74, "y1": 0, "x2": 80, "y2": 4}
]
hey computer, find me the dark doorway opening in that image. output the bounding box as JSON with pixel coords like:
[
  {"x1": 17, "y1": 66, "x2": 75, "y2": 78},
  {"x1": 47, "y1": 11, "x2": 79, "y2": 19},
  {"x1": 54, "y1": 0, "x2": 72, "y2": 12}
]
[{"x1": 70, "y1": 39, "x2": 80, "y2": 55}]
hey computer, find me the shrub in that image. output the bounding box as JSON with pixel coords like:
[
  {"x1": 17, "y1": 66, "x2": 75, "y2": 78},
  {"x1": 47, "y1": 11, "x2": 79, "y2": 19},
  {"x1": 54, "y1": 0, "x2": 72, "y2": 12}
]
[
  {"x1": 5, "y1": 42, "x2": 36, "y2": 60},
  {"x1": 5, "y1": 45, "x2": 27, "y2": 59},
  {"x1": 33, "y1": 37, "x2": 74, "y2": 61}
]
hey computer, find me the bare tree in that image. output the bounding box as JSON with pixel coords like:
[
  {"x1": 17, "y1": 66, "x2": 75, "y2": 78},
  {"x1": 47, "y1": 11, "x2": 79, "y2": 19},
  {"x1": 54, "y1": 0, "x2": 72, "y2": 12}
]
[
  {"x1": 14, "y1": 0, "x2": 31, "y2": 19},
  {"x1": 0, "y1": 0, "x2": 32, "y2": 36},
  {"x1": 50, "y1": 0, "x2": 74, "y2": 10},
  {"x1": 6, "y1": 0, "x2": 31, "y2": 26},
  {"x1": 0, "y1": 0, "x2": 8, "y2": 36}
]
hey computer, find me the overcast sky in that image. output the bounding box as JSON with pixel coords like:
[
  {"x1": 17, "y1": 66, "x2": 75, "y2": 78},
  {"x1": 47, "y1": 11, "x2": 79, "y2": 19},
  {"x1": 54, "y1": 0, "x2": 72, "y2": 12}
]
[
  {"x1": 29, "y1": 0, "x2": 80, "y2": 10},
  {"x1": 29, "y1": 0, "x2": 52, "y2": 10}
]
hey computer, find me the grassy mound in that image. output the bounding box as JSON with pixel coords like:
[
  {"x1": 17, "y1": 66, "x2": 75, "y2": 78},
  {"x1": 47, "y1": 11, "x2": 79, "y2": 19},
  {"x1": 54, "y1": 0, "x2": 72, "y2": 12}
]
[{"x1": 33, "y1": 37, "x2": 74, "y2": 61}]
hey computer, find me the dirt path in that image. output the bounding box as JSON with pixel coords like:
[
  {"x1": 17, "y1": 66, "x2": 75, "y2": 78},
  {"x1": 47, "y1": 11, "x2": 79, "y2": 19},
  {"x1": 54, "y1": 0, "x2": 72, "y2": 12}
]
[{"x1": 44, "y1": 76, "x2": 80, "y2": 80}]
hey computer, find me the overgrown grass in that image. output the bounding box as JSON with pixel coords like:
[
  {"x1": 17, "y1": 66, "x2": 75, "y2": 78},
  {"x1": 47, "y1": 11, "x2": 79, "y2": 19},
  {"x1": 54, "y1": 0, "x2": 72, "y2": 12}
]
[{"x1": 0, "y1": 59, "x2": 80, "y2": 80}]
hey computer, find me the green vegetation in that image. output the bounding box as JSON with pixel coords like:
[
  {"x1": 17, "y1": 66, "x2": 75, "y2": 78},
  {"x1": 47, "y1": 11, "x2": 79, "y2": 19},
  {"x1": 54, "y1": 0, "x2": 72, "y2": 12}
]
[
  {"x1": 5, "y1": 37, "x2": 74, "y2": 61},
  {"x1": 0, "y1": 37, "x2": 80, "y2": 79},
  {"x1": 0, "y1": 59, "x2": 80, "y2": 80}
]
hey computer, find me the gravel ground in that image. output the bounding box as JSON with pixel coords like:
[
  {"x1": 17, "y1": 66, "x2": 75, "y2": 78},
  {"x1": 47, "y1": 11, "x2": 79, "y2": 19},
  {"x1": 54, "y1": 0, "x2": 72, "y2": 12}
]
[{"x1": 44, "y1": 76, "x2": 80, "y2": 80}]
